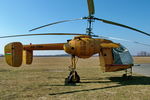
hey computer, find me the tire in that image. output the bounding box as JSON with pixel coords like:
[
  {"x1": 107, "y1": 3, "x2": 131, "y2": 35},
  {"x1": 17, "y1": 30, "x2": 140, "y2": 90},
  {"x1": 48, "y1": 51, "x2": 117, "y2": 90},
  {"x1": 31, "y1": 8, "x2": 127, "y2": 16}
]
[{"x1": 67, "y1": 71, "x2": 80, "y2": 83}]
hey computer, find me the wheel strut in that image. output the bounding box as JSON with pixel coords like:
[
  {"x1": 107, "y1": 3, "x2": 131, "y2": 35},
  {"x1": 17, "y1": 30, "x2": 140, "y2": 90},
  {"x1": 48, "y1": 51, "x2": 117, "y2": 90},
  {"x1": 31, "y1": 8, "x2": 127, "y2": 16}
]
[
  {"x1": 65, "y1": 55, "x2": 80, "y2": 84},
  {"x1": 122, "y1": 67, "x2": 133, "y2": 80}
]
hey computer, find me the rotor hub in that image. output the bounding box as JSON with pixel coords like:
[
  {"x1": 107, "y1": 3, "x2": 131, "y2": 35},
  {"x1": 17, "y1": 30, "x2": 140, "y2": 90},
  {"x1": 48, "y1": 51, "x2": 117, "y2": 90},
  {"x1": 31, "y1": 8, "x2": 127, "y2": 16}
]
[{"x1": 86, "y1": 16, "x2": 95, "y2": 35}]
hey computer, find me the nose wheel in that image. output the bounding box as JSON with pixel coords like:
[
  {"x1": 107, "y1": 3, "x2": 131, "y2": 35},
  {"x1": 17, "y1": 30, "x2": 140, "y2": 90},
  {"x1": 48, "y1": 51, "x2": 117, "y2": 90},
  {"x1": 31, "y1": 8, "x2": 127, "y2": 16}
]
[
  {"x1": 122, "y1": 67, "x2": 133, "y2": 80},
  {"x1": 65, "y1": 55, "x2": 80, "y2": 84}
]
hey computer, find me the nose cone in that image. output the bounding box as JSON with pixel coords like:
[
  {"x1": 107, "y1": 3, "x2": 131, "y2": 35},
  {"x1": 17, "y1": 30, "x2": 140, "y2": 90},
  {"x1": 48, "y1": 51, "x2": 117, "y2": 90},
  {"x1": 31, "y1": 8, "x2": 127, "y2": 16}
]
[{"x1": 63, "y1": 43, "x2": 75, "y2": 55}]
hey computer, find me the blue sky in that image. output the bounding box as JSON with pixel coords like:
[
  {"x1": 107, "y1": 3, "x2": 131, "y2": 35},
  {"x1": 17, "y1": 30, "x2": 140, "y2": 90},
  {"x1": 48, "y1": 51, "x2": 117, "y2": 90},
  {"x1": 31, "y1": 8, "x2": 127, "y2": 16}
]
[{"x1": 0, "y1": 0, "x2": 150, "y2": 55}]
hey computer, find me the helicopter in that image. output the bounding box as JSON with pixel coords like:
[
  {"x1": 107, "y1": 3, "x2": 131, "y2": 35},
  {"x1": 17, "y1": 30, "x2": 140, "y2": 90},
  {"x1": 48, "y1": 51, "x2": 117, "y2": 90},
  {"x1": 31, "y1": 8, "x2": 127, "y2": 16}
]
[{"x1": 1, "y1": 0, "x2": 150, "y2": 84}]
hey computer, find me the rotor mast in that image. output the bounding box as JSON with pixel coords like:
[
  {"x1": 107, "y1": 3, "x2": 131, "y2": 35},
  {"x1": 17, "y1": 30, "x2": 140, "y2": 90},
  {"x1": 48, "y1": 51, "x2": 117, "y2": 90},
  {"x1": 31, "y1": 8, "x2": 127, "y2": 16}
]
[
  {"x1": 86, "y1": 0, "x2": 95, "y2": 35},
  {"x1": 86, "y1": 16, "x2": 94, "y2": 35}
]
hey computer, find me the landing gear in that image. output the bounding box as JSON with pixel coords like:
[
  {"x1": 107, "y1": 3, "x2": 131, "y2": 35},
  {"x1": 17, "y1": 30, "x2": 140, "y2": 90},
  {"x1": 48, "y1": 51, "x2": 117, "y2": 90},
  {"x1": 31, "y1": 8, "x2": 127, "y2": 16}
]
[
  {"x1": 65, "y1": 71, "x2": 80, "y2": 84},
  {"x1": 122, "y1": 67, "x2": 133, "y2": 80},
  {"x1": 65, "y1": 55, "x2": 80, "y2": 85}
]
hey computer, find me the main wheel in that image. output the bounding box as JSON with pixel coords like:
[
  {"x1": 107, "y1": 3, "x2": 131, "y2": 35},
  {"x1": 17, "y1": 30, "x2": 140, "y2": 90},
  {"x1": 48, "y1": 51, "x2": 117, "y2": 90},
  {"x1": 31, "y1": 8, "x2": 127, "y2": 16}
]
[{"x1": 67, "y1": 71, "x2": 80, "y2": 83}]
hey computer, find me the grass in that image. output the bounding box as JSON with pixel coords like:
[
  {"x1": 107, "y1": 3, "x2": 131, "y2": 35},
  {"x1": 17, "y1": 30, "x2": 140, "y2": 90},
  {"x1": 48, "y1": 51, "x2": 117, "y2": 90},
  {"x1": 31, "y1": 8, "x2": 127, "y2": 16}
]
[{"x1": 0, "y1": 57, "x2": 150, "y2": 100}]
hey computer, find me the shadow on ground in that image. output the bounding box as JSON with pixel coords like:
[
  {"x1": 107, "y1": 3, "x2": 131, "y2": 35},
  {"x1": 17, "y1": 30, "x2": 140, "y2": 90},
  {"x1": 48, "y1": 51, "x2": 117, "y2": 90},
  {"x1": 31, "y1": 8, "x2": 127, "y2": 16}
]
[
  {"x1": 49, "y1": 76, "x2": 150, "y2": 95},
  {"x1": 109, "y1": 76, "x2": 150, "y2": 85}
]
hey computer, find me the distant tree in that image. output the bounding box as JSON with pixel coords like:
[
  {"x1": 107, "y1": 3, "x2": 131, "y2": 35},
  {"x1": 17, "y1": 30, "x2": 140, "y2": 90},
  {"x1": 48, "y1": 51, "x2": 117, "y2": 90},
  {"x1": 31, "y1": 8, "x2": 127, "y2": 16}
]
[{"x1": 137, "y1": 51, "x2": 150, "y2": 57}]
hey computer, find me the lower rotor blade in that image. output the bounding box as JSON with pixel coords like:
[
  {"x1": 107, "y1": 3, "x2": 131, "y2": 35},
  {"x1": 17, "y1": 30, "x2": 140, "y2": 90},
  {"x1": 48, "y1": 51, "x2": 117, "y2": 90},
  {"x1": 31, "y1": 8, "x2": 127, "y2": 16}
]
[
  {"x1": 94, "y1": 18, "x2": 150, "y2": 37},
  {"x1": 0, "y1": 33, "x2": 86, "y2": 38},
  {"x1": 93, "y1": 35, "x2": 150, "y2": 47},
  {"x1": 29, "y1": 18, "x2": 84, "y2": 32}
]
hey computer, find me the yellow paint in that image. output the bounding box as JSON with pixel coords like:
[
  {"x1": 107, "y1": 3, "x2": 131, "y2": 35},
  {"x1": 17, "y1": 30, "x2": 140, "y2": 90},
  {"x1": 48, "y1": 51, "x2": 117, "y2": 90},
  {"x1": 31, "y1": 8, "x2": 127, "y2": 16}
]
[
  {"x1": 23, "y1": 43, "x2": 64, "y2": 50},
  {"x1": 64, "y1": 35, "x2": 119, "y2": 58},
  {"x1": 23, "y1": 50, "x2": 33, "y2": 65},
  {"x1": 100, "y1": 43, "x2": 120, "y2": 48},
  {"x1": 5, "y1": 42, "x2": 23, "y2": 67},
  {"x1": 4, "y1": 35, "x2": 132, "y2": 72}
]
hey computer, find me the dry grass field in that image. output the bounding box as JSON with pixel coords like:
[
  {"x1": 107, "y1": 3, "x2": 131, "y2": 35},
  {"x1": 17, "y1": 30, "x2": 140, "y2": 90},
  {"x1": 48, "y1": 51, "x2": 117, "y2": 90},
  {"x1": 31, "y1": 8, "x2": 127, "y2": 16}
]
[{"x1": 0, "y1": 57, "x2": 150, "y2": 100}]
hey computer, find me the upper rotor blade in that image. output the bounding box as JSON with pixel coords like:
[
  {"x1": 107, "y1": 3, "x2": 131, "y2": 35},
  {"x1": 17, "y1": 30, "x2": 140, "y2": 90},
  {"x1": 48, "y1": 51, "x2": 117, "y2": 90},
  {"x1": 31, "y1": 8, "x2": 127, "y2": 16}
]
[
  {"x1": 94, "y1": 18, "x2": 150, "y2": 37},
  {"x1": 0, "y1": 33, "x2": 85, "y2": 38},
  {"x1": 93, "y1": 35, "x2": 150, "y2": 47},
  {"x1": 87, "y1": 0, "x2": 95, "y2": 16},
  {"x1": 29, "y1": 18, "x2": 84, "y2": 32}
]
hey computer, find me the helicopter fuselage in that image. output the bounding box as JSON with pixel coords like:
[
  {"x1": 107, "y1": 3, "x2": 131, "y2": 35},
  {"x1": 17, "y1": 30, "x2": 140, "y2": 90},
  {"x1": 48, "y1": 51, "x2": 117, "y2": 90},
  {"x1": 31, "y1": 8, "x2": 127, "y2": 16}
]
[
  {"x1": 4, "y1": 35, "x2": 120, "y2": 67},
  {"x1": 64, "y1": 35, "x2": 119, "y2": 58}
]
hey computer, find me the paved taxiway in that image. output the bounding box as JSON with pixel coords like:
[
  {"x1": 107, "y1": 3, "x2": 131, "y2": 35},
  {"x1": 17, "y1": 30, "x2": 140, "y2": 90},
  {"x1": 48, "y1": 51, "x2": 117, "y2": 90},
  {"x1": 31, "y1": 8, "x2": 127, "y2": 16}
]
[{"x1": 133, "y1": 64, "x2": 150, "y2": 77}]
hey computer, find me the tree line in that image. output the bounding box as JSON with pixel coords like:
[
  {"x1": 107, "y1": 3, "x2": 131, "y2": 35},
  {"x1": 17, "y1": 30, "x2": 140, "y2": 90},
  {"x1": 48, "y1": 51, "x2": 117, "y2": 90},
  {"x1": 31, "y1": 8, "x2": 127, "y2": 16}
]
[{"x1": 136, "y1": 51, "x2": 150, "y2": 57}]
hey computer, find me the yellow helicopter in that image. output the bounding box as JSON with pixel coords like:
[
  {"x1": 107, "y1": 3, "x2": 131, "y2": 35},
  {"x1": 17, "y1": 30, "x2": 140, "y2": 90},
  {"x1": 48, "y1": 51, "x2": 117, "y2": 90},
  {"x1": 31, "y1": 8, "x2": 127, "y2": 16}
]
[{"x1": 1, "y1": 0, "x2": 150, "y2": 84}]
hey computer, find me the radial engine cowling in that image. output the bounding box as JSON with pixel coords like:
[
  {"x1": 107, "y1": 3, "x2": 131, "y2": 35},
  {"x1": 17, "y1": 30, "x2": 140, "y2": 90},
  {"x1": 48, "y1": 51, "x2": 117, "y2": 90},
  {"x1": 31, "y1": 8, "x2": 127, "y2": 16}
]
[
  {"x1": 4, "y1": 42, "x2": 23, "y2": 67},
  {"x1": 63, "y1": 36, "x2": 100, "y2": 58}
]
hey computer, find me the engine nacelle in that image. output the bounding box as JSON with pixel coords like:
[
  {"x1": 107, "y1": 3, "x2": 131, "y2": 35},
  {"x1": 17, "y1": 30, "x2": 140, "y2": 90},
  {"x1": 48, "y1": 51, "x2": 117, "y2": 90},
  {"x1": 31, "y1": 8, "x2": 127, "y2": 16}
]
[{"x1": 5, "y1": 42, "x2": 23, "y2": 67}]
